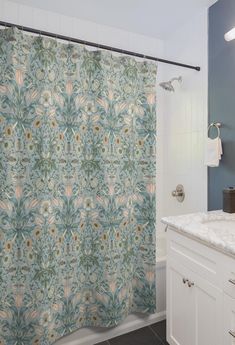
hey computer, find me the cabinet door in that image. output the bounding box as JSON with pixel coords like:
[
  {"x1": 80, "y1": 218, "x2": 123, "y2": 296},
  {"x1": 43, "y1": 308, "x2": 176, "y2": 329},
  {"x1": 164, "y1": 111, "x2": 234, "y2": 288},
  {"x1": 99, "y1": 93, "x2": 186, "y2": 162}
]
[
  {"x1": 194, "y1": 273, "x2": 223, "y2": 345},
  {"x1": 167, "y1": 259, "x2": 196, "y2": 345},
  {"x1": 223, "y1": 294, "x2": 235, "y2": 345}
]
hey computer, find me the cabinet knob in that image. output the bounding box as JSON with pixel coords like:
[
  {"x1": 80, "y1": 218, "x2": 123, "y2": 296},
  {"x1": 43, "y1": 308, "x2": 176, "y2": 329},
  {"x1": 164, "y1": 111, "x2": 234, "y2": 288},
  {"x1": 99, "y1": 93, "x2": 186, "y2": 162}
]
[
  {"x1": 188, "y1": 281, "x2": 194, "y2": 288},
  {"x1": 229, "y1": 330, "x2": 235, "y2": 338}
]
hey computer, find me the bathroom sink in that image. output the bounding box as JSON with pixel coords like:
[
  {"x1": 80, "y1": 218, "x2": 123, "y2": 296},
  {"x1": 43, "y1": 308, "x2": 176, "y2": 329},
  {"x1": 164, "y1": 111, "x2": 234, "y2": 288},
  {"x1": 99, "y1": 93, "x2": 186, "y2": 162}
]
[{"x1": 203, "y1": 219, "x2": 235, "y2": 232}]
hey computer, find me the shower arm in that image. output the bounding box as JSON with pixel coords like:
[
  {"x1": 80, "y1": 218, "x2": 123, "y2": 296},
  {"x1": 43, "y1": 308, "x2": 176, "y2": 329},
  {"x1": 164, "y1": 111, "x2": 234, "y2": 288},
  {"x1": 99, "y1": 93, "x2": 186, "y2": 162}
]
[{"x1": 170, "y1": 77, "x2": 182, "y2": 83}]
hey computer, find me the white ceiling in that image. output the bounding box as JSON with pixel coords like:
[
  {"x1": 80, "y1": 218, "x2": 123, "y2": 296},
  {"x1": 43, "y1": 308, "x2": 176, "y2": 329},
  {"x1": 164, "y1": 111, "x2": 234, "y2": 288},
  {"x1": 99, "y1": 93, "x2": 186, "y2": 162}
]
[{"x1": 10, "y1": 0, "x2": 218, "y2": 39}]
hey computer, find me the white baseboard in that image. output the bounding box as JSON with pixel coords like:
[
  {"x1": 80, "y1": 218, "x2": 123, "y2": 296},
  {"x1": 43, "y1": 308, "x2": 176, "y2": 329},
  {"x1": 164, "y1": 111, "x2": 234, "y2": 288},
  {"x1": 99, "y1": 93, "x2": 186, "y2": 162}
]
[{"x1": 56, "y1": 311, "x2": 166, "y2": 345}]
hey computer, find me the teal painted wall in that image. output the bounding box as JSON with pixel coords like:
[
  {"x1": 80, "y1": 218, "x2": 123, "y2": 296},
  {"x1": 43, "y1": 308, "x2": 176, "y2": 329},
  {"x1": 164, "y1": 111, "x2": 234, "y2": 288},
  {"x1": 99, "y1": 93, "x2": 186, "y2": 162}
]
[{"x1": 209, "y1": 0, "x2": 235, "y2": 210}]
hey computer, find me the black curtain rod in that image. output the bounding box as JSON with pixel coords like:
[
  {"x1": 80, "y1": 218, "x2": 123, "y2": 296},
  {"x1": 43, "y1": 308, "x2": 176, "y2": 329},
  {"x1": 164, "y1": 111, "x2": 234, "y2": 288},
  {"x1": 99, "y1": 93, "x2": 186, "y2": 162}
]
[{"x1": 0, "y1": 21, "x2": 200, "y2": 71}]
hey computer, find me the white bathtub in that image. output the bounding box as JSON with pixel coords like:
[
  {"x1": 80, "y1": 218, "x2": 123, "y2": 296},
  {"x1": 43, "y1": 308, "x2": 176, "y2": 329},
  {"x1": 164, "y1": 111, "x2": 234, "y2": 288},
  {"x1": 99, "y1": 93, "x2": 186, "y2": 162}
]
[
  {"x1": 56, "y1": 234, "x2": 166, "y2": 345},
  {"x1": 156, "y1": 232, "x2": 167, "y2": 314},
  {"x1": 156, "y1": 231, "x2": 167, "y2": 262}
]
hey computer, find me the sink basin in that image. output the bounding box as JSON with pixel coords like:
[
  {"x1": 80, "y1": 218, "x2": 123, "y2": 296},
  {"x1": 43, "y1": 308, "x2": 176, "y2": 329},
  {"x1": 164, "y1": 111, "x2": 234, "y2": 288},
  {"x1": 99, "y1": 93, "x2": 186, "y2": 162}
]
[{"x1": 204, "y1": 219, "x2": 235, "y2": 232}]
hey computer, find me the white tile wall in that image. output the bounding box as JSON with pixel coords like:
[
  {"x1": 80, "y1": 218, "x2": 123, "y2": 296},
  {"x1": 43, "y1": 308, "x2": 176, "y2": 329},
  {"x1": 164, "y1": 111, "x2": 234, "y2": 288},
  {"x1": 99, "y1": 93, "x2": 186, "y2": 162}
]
[{"x1": 159, "y1": 9, "x2": 208, "y2": 220}]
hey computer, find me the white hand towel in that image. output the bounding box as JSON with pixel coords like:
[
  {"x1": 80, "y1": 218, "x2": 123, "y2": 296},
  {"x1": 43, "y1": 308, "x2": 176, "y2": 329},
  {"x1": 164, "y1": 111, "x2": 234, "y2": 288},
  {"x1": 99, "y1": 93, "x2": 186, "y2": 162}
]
[{"x1": 205, "y1": 137, "x2": 223, "y2": 167}]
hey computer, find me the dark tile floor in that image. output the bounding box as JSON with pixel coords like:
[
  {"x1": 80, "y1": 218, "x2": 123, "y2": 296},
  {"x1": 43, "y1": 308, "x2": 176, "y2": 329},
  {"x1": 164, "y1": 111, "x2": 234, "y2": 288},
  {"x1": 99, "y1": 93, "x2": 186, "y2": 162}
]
[{"x1": 96, "y1": 320, "x2": 169, "y2": 345}]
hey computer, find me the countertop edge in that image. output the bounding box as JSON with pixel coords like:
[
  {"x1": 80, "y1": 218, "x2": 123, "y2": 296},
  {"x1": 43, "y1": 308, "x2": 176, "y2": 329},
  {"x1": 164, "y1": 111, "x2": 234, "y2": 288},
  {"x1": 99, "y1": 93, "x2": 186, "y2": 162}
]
[{"x1": 165, "y1": 222, "x2": 235, "y2": 260}]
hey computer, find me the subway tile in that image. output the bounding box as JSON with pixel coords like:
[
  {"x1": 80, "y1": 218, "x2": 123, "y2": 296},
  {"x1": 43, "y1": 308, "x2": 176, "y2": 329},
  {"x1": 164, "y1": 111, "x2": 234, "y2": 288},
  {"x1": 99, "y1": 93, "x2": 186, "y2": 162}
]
[
  {"x1": 32, "y1": 7, "x2": 48, "y2": 31},
  {"x1": 18, "y1": 4, "x2": 34, "y2": 27},
  {"x1": 98, "y1": 25, "x2": 131, "y2": 50},
  {"x1": 58, "y1": 14, "x2": 74, "y2": 37},
  {"x1": 0, "y1": 0, "x2": 5, "y2": 18},
  {"x1": 2, "y1": 0, "x2": 19, "y2": 23},
  {"x1": 44, "y1": 10, "x2": 61, "y2": 34},
  {"x1": 73, "y1": 18, "x2": 102, "y2": 43}
]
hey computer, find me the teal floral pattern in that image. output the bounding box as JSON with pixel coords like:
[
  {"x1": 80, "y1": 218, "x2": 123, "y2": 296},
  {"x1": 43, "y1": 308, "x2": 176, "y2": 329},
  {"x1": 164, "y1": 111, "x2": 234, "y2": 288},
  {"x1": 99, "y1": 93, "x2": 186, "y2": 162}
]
[{"x1": 0, "y1": 28, "x2": 157, "y2": 344}]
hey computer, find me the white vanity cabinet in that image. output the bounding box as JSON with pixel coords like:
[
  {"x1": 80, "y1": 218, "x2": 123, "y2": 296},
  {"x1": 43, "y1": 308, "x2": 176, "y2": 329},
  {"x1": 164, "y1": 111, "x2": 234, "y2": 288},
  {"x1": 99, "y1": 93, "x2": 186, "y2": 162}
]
[
  {"x1": 167, "y1": 227, "x2": 235, "y2": 345},
  {"x1": 168, "y1": 259, "x2": 196, "y2": 345}
]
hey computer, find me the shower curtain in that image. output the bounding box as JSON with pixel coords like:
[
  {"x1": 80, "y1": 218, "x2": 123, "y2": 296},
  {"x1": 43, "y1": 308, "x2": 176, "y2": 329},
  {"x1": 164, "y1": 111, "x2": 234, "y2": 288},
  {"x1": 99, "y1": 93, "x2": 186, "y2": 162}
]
[{"x1": 0, "y1": 27, "x2": 157, "y2": 344}]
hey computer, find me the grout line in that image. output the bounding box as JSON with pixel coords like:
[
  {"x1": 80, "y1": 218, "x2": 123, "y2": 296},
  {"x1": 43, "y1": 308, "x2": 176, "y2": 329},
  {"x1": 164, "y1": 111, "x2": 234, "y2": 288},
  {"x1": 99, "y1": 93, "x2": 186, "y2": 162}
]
[{"x1": 148, "y1": 325, "x2": 165, "y2": 344}]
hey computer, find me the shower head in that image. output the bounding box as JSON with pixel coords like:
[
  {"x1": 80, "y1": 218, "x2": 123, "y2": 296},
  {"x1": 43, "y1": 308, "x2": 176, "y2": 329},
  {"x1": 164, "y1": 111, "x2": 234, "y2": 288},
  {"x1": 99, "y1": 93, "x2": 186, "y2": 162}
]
[
  {"x1": 159, "y1": 76, "x2": 182, "y2": 92},
  {"x1": 159, "y1": 81, "x2": 175, "y2": 92}
]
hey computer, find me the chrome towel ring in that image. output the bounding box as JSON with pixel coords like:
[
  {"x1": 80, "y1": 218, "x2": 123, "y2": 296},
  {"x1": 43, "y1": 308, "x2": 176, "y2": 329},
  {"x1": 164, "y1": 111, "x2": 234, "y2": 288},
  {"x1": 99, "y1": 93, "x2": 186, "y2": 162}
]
[{"x1": 208, "y1": 122, "x2": 221, "y2": 139}]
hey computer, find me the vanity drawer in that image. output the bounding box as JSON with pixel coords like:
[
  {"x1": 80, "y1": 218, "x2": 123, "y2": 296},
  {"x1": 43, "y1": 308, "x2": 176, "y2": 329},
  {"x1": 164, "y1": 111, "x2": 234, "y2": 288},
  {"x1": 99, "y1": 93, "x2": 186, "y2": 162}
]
[
  {"x1": 167, "y1": 228, "x2": 222, "y2": 287},
  {"x1": 223, "y1": 257, "x2": 235, "y2": 299}
]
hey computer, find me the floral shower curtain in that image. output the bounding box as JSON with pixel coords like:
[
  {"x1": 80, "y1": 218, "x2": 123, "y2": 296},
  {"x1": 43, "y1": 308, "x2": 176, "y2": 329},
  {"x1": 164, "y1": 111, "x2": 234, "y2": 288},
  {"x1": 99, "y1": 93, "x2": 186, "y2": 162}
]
[{"x1": 0, "y1": 28, "x2": 156, "y2": 344}]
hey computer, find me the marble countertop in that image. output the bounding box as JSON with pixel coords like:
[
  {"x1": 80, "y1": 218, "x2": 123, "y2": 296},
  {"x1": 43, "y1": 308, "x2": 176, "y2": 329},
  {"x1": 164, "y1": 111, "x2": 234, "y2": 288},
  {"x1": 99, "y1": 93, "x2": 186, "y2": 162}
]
[{"x1": 162, "y1": 210, "x2": 235, "y2": 257}]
